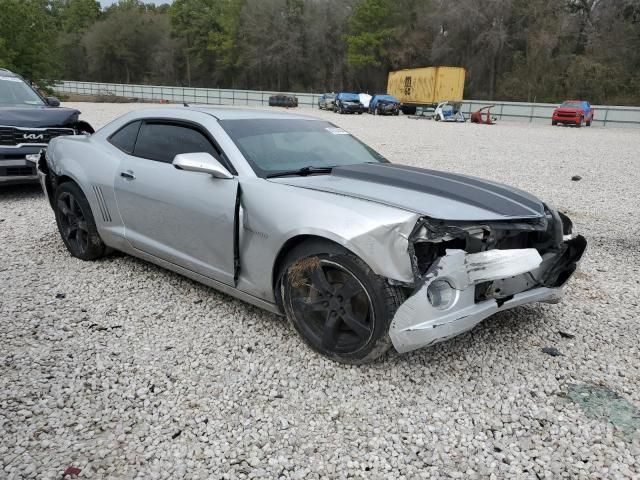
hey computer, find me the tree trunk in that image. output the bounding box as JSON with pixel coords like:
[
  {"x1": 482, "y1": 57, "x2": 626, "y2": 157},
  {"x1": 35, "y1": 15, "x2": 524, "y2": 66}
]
[{"x1": 186, "y1": 51, "x2": 191, "y2": 87}]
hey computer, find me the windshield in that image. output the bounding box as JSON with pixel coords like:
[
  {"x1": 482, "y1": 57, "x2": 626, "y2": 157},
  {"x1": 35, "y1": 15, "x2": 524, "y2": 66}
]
[
  {"x1": 376, "y1": 95, "x2": 399, "y2": 103},
  {"x1": 561, "y1": 101, "x2": 582, "y2": 108},
  {"x1": 0, "y1": 76, "x2": 45, "y2": 107},
  {"x1": 340, "y1": 93, "x2": 360, "y2": 102},
  {"x1": 220, "y1": 119, "x2": 387, "y2": 177}
]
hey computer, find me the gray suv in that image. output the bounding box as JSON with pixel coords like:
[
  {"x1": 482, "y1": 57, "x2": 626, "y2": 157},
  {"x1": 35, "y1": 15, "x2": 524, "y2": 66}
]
[
  {"x1": 0, "y1": 68, "x2": 93, "y2": 185},
  {"x1": 317, "y1": 93, "x2": 336, "y2": 110}
]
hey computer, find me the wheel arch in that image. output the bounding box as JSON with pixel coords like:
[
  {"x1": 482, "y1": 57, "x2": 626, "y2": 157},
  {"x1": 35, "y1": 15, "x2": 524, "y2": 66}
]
[
  {"x1": 271, "y1": 234, "x2": 367, "y2": 305},
  {"x1": 49, "y1": 170, "x2": 99, "y2": 223},
  {"x1": 271, "y1": 232, "x2": 402, "y2": 306}
]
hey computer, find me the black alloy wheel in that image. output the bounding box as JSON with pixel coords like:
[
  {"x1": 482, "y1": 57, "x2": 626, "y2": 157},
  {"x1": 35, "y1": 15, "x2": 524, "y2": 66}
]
[
  {"x1": 57, "y1": 191, "x2": 90, "y2": 256},
  {"x1": 289, "y1": 260, "x2": 374, "y2": 354},
  {"x1": 281, "y1": 244, "x2": 406, "y2": 363},
  {"x1": 54, "y1": 182, "x2": 107, "y2": 260}
]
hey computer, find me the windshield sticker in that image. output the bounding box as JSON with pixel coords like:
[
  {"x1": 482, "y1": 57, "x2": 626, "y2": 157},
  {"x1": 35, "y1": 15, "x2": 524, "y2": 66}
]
[
  {"x1": 0, "y1": 76, "x2": 23, "y2": 82},
  {"x1": 326, "y1": 127, "x2": 349, "y2": 135}
]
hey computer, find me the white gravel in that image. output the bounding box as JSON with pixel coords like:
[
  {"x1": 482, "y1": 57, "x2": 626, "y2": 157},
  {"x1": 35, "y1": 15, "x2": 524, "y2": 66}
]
[{"x1": 1, "y1": 103, "x2": 639, "y2": 479}]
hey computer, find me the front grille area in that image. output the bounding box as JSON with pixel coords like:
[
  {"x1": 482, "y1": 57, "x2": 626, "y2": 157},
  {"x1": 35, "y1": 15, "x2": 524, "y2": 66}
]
[
  {"x1": 412, "y1": 227, "x2": 552, "y2": 277},
  {"x1": 0, "y1": 126, "x2": 75, "y2": 147},
  {"x1": 557, "y1": 112, "x2": 579, "y2": 119},
  {"x1": 1, "y1": 165, "x2": 36, "y2": 177}
]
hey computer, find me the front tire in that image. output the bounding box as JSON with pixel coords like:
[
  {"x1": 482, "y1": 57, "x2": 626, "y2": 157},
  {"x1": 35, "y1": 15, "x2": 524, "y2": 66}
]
[
  {"x1": 54, "y1": 182, "x2": 107, "y2": 261},
  {"x1": 280, "y1": 244, "x2": 406, "y2": 364}
]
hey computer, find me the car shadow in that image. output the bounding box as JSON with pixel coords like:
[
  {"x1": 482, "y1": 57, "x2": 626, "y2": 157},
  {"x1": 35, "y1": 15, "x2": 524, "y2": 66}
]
[
  {"x1": 383, "y1": 303, "x2": 555, "y2": 368},
  {"x1": 0, "y1": 183, "x2": 43, "y2": 199}
]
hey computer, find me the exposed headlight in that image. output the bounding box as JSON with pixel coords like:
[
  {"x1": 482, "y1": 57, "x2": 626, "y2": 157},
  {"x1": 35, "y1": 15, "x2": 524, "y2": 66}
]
[{"x1": 427, "y1": 279, "x2": 457, "y2": 310}]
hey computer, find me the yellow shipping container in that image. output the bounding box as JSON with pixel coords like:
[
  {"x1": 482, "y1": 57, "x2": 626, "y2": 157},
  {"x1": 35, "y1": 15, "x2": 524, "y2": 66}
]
[{"x1": 387, "y1": 66, "x2": 465, "y2": 110}]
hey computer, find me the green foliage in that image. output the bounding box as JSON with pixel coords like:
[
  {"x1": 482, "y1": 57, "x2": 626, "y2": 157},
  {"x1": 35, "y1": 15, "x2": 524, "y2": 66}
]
[
  {"x1": 82, "y1": 8, "x2": 172, "y2": 83},
  {"x1": 1, "y1": 0, "x2": 640, "y2": 104},
  {"x1": 346, "y1": 0, "x2": 396, "y2": 68},
  {"x1": 51, "y1": 0, "x2": 101, "y2": 33},
  {"x1": 0, "y1": 0, "x2": 60, "y2": 82},
  {"x1": 207, "y1": 0, "x2": 245, "y2": 69}
]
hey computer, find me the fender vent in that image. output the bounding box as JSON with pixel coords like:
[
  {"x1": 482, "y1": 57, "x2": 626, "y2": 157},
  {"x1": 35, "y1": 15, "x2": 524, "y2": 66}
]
[{"x1": 92, "y1": 185, "x2": 112, "y2": 223}]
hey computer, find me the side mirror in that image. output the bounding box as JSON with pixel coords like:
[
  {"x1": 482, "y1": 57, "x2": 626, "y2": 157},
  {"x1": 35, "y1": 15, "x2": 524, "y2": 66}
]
[
  {"x1": 46, "y1": 96, "x2": 60, "y2": 107},
  {"x1": 173, "y1": 152, "x2": 233, "y2": 179}
]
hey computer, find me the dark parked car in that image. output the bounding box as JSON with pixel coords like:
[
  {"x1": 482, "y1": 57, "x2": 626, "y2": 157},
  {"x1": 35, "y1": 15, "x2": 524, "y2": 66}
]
[
  {"x1": 318, "y1": 93, "x2": 336, "y2": 110},
  {"x1": 334, "y1": 93, "x2": 364, "y2": 114},
  {"x1": 0, "y1": 68, "x2": 93, "y2": 185},
  {"x1": 369, "y1": 94, "x2": 400, "y2": 116},
  {"x1": 269, "y1": 94, "x2": 298, "y2": 108}
]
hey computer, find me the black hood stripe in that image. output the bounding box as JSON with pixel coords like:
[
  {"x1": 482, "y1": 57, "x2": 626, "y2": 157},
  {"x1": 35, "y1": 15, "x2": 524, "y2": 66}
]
[{"x1": 331, "y1": 163, "x2": 544, "y2": 217}]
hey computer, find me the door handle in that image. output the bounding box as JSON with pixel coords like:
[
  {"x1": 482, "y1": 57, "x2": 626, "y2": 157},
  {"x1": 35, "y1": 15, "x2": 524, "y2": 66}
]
[{"x1": 120, "y1": 170, "x2": 135, "y2": 180}]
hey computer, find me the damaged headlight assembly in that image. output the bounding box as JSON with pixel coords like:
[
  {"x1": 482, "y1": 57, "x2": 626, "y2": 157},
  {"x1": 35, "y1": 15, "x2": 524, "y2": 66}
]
[{"x1": 389, "y1": 214, "x2": 586, "y2": 353}]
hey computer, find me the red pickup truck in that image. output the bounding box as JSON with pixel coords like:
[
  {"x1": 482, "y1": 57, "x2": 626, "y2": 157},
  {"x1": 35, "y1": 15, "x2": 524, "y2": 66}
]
[{"x1": 552, "y1": 100, "x2": 594, "y2": 127}]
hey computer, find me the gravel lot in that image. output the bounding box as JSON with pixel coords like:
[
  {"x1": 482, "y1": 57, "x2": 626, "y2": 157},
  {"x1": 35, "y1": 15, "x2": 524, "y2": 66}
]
[{"x1": 1, "y1": 103, "x2": 639, "y2": 479}]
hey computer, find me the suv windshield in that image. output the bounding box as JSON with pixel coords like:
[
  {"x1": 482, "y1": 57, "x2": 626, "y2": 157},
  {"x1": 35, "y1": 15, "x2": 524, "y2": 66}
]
[
  {"x1": 0, "y1": 75, "x2": 45, "y2": 107},
  {"x1": 561, "y1": 101, "x2": 582, "y2": 108},
  {"x1": 220, "y1": 119, "x2": 386, "y2": 177}
]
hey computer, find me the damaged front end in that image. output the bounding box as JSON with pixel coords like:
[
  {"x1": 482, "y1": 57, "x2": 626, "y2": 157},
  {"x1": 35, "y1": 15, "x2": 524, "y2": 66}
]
[{"x1": 390, "y1": 207, "x2": 586, "y2": 353}]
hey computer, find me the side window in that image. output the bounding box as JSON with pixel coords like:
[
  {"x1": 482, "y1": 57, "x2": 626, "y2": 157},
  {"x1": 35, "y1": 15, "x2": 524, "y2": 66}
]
[
  {"x1": 133, "y1": 122, "x2": 220, "y2": 164},
  {"x1": 108, "y1": 121, "x2": 141, "y2": 154}
]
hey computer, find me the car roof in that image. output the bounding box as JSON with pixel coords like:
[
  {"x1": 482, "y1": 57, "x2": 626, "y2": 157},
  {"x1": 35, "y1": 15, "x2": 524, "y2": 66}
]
[
  {"x1": 0, "y1": 68, "x2": 19, "y2": 78},
  {"x1": 125, "y1": 106, "x2": 322, "y2": 122}
]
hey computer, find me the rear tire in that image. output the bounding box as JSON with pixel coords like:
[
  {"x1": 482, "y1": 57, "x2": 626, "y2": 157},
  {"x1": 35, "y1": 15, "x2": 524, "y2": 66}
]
[
  {"x1": 54, "y1": 182, "x2": 107, "y2": 261},
  {"x1": 280, "y1": 242, "x2": 406, "y2": 364}
]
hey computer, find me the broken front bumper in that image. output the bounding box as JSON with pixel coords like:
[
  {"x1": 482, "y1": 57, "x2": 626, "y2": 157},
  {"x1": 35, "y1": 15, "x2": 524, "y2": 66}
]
[{"x1": 390, "y1": 236, "x2": 586, "y2": 353}]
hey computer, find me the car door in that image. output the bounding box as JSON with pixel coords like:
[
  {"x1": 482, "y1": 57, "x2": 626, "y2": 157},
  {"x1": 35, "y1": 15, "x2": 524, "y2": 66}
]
[
  {"x1": 112, "y1": 119, "x2": 239, "y2": 286},
  {"x1": 583, "y1": 101, "x2": 593, "y2": 121}
]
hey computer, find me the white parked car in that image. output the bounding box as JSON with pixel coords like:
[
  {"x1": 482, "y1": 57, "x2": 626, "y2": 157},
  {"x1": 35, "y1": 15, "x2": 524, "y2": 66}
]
[
  {"x1": 359, "y1": 93, "x2": 372, "y2": 109},
  {"x1": 434, "y1": 101, "x2": 466, "y2": 122}
]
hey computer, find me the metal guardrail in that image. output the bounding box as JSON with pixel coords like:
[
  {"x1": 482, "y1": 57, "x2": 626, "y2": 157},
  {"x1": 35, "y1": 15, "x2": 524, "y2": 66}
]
[
  {"x1": 55, "y1": 80, "x2": 322, "y2": 110},
  {"x1": 460, "y1": 100, "x2": 640, "y2": 128},
  {"x1": 56, "y1": 80, "x2": 640, "y2": 128}
]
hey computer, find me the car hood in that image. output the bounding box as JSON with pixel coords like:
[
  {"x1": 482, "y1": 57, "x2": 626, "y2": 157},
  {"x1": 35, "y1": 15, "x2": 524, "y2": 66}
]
[
  {"x1": 0, "y1": 106, "x2": 81, "y2": 128},
  {"x1": 556, "y1": 107, "x2": 582, "y2": 113},
  {"x1": 270, "y1": 163, "x2": 545, "y2": 221}
]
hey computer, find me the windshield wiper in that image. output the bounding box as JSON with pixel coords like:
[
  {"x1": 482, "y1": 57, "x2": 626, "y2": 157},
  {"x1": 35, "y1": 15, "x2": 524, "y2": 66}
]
[{"x1": 265, "y1": 166, "x2": 334, "y2": 179}]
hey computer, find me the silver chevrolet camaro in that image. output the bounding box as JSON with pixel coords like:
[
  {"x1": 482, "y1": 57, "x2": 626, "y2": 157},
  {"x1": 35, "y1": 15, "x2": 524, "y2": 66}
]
[{"x1": 37, "y1": 107, "x2": 586, "y2": 363}]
